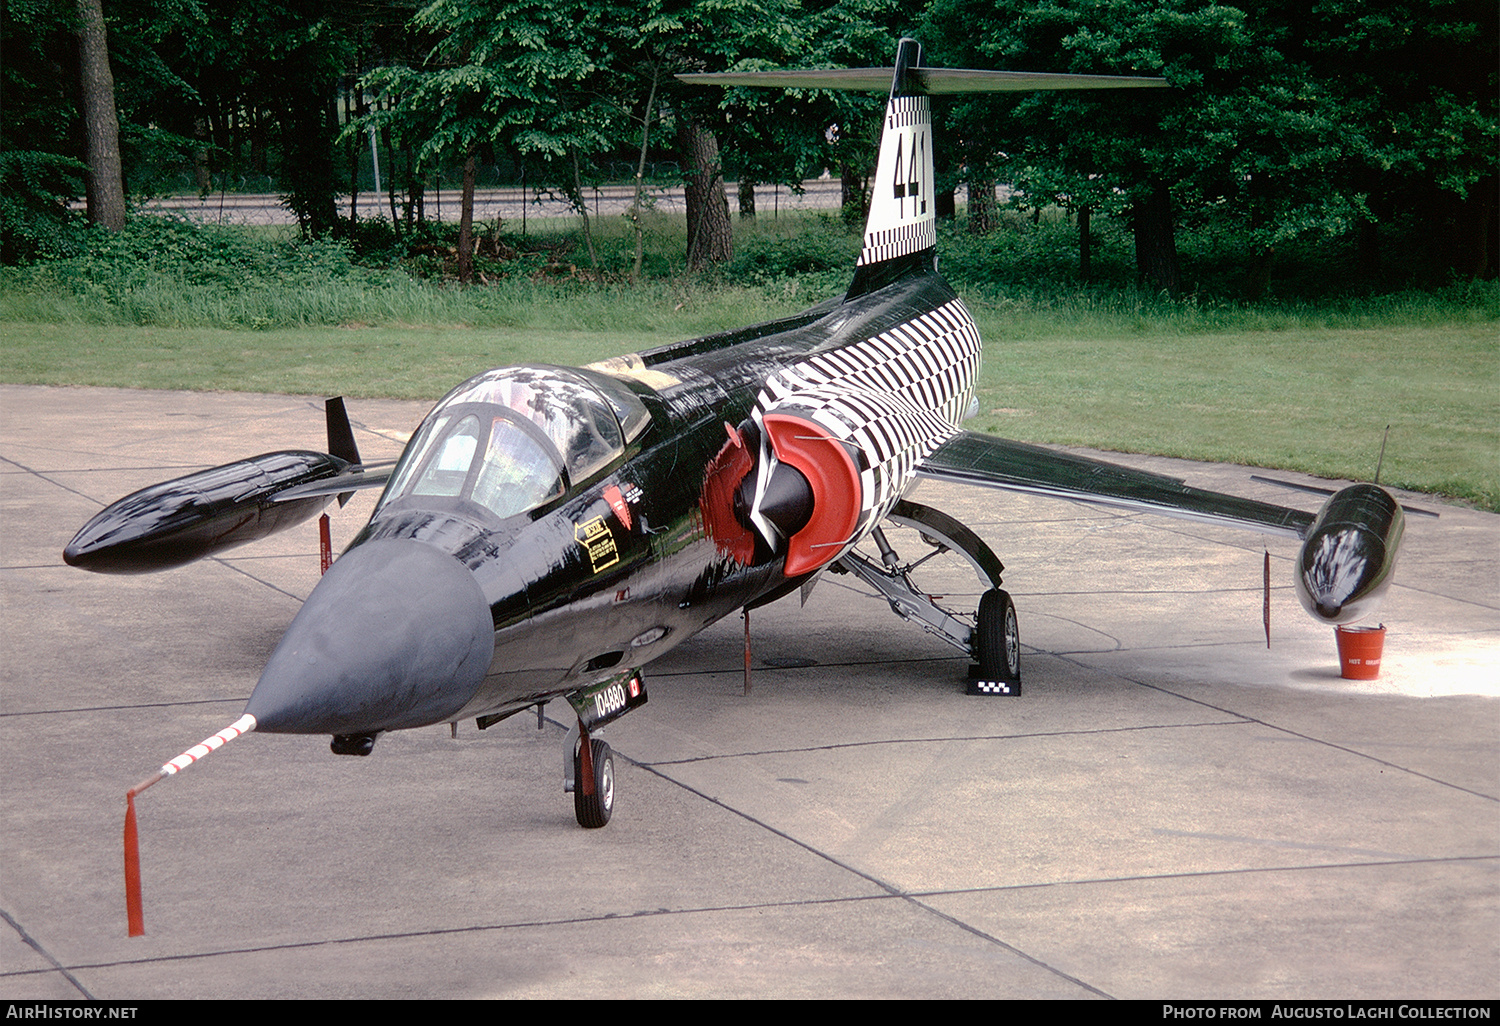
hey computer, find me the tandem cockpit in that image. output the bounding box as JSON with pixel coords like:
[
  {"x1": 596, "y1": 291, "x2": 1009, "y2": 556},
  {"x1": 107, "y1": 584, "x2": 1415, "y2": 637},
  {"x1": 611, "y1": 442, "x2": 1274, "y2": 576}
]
[{"x1": 375, "y1": 365, "x2": 651, "y2": 522}]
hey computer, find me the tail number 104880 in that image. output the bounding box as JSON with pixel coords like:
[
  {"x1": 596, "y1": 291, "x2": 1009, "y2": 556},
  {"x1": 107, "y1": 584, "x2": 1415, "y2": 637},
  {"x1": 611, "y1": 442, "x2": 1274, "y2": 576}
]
[{"x1": 569, "y1": 670, "x2": 648, "y2": 731}]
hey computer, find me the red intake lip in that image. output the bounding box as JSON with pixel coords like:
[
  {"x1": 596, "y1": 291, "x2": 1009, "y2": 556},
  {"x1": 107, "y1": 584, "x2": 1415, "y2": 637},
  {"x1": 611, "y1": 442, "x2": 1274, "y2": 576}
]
[{"x1": 762, "y1": 413, "x2": 862, "y2": 577}]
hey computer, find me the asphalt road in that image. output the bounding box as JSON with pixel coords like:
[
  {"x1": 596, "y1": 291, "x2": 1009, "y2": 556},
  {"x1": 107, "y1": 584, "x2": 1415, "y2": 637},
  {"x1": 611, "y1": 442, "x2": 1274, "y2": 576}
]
[
  {"x1": 1, "y1": 383, "x2": 1495, "y2": 999},
  {"x1": 142, "y1": 180, "x2": 849, "y2": 227}
]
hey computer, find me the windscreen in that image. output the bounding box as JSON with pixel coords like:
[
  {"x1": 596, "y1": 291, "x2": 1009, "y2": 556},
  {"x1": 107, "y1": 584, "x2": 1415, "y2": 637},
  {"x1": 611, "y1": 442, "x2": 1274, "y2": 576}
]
[{"x1": 376, "y1": 366, "x2": 640, "y2": 520}]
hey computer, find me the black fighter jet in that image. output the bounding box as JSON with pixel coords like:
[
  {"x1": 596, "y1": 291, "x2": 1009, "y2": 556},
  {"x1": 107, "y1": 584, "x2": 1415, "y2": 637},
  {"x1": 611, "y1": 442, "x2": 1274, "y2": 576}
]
[{"x1": 67, "y1": 40, "x2": 1405, "y2": 836}]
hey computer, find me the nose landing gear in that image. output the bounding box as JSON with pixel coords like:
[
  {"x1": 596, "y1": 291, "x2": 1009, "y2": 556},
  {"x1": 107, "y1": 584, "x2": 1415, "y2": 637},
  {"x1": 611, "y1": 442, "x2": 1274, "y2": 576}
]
[
  {"x1": 574, "y1": 734, "x2": 615, "y2": 828},
  {"x1": 562, "y1": 721, "x2": 615, "y2": 828}
]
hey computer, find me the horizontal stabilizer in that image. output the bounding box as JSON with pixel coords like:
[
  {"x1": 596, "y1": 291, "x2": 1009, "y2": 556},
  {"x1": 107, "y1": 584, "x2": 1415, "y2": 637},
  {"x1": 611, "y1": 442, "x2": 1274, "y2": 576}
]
[{"x1": 678, "y1": 67, "x2": 1168, "y2": 94}]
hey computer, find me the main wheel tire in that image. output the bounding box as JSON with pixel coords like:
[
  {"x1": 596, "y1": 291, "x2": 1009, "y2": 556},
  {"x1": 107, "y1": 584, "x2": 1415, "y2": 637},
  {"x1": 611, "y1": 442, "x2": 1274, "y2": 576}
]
[
  {"x1": 574, "y1": 738, "x2": 615, "y2": 828},
  {"x1": 974, "y1": 588, "x2": 1021, "y2": 694}
]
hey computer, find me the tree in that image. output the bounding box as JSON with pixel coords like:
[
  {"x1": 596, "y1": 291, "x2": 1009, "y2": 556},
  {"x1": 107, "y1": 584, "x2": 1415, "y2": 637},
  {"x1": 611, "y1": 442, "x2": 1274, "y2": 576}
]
[
  {"x1": 75, "y1": 0, "x2": 126, "y2": 230},
  {"x1": 2, "y1": 1, "x2": 85, "y2": 261},
  {"x1": 807, "y1": 0, "x2": 911, "y2": 225},
  {"x1": 206, "y1": 3, "x2": 355, "y2": 237},
  {"x1": 1249, "y1": 0, "x2": 1498, "y2": 279},
  {"x1": 3, "y1": 0, "x2": 393, "y2": 252},
  {"x1": 646, "y1": 0, "x2": 811, "y2": 268},
  {"x1": 361, "y1": 0, "x2": 811, "y2": 275},
  {"x1": 112, "y1": 0, "x2": 371, "y2": 238},
  {"x1": 357, "y1": 0, "x2": 638, "y2": 278},
  {"x1": 677, "y1": 112, "x2": 732, "y2": 267},
  {"x1": 922, "y1": 0, "x2": 1499, "y2": 293},
  {"x1": 925, "y1": 0, "x2": 1262, "y2": 294}
]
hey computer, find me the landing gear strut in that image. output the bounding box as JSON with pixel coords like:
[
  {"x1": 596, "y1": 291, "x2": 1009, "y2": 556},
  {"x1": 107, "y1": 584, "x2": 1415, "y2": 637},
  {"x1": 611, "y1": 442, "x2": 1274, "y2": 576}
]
[{"x1": 836, "y1": 499, "x2": 1021, "y2": 695}]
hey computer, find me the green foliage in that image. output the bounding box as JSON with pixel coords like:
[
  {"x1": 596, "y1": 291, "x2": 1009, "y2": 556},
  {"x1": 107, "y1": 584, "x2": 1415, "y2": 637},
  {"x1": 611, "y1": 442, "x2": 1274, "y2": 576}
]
[
  {"x1": 1, "y1": 0, "x2": 383, "y2": 247},
  {"x1": 0, "y1": 150, "x2": 91, "y2": 263},
  {"x1": 0, "y1": 216, "x2": 376, "y2": 327},
  {"x1": 6, "y1": 208, "x2": 1494, "y2": 333},
  {"x1": 359, "y1": 0, "x2": 670, "y2": 200},
  {"x1": 0, "y1": 212, "x2": 817, "y2": 329},
  {"x1": 726, "y1": 214, "x2": 859, "y2": 285},
  {"x1": 77, "y1": 217, "x2": 356, "y2": 285},
  {"x1": 10, "y1": 0, "x2": 1493, "y2": 289},
  {"x1": 922, "y1": 0, "x2": 1498, "y2": 286},
  {"x1": 938, "y1": 199, "x2": 1500, "y2": 304},
  {"x1": 2, "y1": 0, "x2": 87, "y2": 262}
]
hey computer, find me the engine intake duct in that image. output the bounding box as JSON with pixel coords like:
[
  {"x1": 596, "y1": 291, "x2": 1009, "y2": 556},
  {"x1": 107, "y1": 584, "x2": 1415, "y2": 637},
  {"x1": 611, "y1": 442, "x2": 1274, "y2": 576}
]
[
  {"x1": 736, "y1": 459, "x2": 813, "y2": 541},
  {"x1": 761, "y1": 412, "x2": 863, "y2": 577}
]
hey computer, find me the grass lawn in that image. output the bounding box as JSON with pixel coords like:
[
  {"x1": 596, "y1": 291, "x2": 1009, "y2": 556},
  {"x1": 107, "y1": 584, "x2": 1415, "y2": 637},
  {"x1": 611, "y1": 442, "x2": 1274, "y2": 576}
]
[
  {"x1": 1, "y1": 210, "x2": 1493, "y2": 507},
  {"x1": 2, "y1": 307, "x2": 1494, "y2": 510},
  {"x1": 970, "y1": 318, "x2": 1497, "y2": 508}
]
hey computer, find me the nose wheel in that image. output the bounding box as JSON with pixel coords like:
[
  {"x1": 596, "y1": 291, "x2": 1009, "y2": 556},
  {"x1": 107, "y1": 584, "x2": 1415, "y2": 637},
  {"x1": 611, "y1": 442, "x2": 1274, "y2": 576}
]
[
  {"x1": 560, "y1": 672, "x2": 646, "y2": 828},
  {"x1": 568, "y1": 730, "x2": 615, "y2": 828}
]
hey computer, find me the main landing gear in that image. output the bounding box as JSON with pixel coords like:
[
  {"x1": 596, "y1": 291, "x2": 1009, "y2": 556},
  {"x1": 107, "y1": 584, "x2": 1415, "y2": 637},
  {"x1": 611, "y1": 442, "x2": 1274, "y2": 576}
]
[
  {"x1": 973, "y1": 587, "x2": 1021, "y2": 695},
  {"x1": 836, "y1": 499, "x2": 1022, "y2": 695}
]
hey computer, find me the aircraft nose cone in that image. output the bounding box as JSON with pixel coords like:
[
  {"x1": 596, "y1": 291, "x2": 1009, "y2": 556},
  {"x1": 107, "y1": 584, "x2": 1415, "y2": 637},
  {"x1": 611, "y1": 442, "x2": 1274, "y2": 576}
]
[{"x1": 246, "y1": 539, "x2": 495, "y2": 734}]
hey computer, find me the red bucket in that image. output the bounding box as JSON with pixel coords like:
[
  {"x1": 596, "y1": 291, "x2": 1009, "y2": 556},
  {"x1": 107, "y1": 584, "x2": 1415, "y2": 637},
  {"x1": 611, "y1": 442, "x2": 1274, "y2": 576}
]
[{"x1": 1335, "y1": 624, "x2": 1386, "y2": 680}]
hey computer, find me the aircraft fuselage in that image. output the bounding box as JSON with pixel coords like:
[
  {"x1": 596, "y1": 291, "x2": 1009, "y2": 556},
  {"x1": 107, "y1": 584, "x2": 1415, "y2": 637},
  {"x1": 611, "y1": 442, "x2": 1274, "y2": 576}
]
[{"x1": 243, "y1": 266, "x2": 977, "y2": 737}]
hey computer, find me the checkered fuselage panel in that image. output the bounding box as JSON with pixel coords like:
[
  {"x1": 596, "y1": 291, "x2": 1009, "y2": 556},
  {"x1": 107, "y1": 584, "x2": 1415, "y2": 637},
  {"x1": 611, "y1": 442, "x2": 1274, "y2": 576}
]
[{"x1": 753, "y1": 295, "x2": 982, "y2": 559}]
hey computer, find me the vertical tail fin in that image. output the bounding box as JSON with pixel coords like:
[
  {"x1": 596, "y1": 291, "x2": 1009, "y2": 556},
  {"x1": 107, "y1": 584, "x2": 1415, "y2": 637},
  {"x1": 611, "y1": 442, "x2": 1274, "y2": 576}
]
[
  {"x1": 847, "y1": 38, "x2": 937, "y2": 298},
  {"x1": 325, "y1": 396, "x2": 360, "y2": 507},
  {"x1": 675, "y1": 41, "x2": 1166, "y2": 298}
]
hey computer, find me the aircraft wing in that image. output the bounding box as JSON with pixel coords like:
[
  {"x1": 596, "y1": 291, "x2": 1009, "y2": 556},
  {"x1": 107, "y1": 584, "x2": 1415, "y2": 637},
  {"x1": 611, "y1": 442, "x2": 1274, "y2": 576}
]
[
  {"x1": 915, "y1": 431, "x2": 1317, "y2": 539},
  {"x1": 268, "y1": 464, "x2": 394, "y2": 503}
]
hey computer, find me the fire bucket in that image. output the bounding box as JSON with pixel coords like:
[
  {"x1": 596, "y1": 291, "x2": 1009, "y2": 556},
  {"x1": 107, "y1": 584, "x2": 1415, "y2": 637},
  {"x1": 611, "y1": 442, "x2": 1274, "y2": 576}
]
[{"x1": 1335, "y1": 624, "x2": 1386, "y2": 680}]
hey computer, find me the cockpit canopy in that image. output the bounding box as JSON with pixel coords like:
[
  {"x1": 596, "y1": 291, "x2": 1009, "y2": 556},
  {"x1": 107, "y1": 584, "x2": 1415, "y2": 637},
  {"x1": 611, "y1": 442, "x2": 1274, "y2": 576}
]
[{"x1": 376, "y1": 365, "x2": 650, "y2": 521}]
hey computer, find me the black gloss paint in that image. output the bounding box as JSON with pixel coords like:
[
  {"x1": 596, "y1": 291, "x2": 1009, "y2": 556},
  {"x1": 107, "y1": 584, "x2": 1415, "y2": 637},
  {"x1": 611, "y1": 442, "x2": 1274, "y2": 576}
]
[
  {"x1": 252, "y1": 277, "x2": 955, "y2": 736},
  {"x1": 64, "y1": 451, "x2": 348, "y2": 573},
  {"x1": 66, "y1": 42, "x2": 1408, "y2": 764},
  {"x1": 1295, "y1": 484, "x2": 1405, "y2": 624}
]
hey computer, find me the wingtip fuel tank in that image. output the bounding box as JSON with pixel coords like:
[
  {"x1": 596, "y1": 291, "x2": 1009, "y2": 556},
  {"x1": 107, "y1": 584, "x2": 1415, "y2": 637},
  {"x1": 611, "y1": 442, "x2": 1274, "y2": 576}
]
[
  {"x1": 1294, "y1": 484, "x2": 1405, "y2": 624},
  {"x1": 63, "y1": 450, "x2": 351, "y2": 573},
  {"x1": 64, "y1": 396, "x2": 377, "y2": 574}
]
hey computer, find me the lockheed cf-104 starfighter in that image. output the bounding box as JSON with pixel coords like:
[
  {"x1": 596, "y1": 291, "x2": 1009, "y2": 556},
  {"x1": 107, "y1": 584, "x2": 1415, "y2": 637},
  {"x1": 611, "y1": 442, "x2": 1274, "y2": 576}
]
[{"x1": 68, "y1": 40, "x2": 1405, "y2": 842}]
